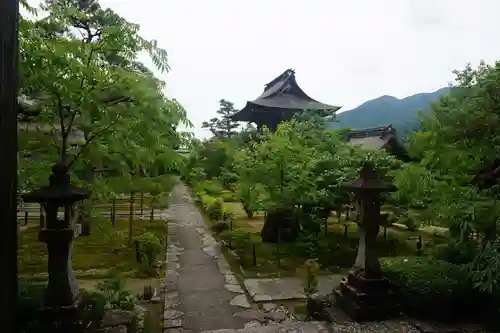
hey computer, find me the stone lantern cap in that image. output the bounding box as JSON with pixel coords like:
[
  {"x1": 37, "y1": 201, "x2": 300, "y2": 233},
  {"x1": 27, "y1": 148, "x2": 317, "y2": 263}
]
[
  {"x1": 341, "y1": 162, "x2": 396, "y2": 194},
  {"x1": 22, "y1": 163, "x2": 90, "y2": 204}
]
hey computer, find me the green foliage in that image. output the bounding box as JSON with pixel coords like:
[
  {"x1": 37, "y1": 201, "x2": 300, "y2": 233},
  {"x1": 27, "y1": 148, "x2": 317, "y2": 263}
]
[
  {"x1": 200, "y1": 194, "x2": 226, "y2": 221},
  {"x1": 382, "y1": 257, "x2": 497, "y2": 320},
  {"x1": 19, "y1": 0, "x2": 190, "y2": 195},
  {"x1": 202, "y1": 99, "x2": 239, "y2": 139},
  {"x1": 221, "y1": 229, "x2": 253, "y2": 262},
  {"x1": 234, "y1": 114, "x2": 399, "y2": 214},
  {"x1": 211, "y1": 221, "x2": 230, "y2": 234},
  {"x1": 136, "y1": 232, "x2": 163, "y2": 276},
  {"x1": 389, "y1": 61, "x2": 500, "y2": 294},
  {"x1": 195, "y1": 179, "x2": 224, "y2": 196},
  {"x1": 95, "y1": 278, "x2": 139, "y2": 311},
  {"x1": 299, "y1": 259, "x2": 321, "y2": 296}
]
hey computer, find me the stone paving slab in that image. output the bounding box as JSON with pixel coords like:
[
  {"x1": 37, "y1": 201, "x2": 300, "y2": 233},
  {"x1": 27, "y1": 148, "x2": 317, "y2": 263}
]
[
  {"x1": 200, "y1": 321, "x2": 330, "y2": 333},
  {"x1": 244, "y1": 276, "x2": 343, "y2": 302}
]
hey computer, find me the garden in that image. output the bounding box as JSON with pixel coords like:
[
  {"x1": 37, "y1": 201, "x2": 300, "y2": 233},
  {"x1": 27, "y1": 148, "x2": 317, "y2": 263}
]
[{"x1": 183, "y1": 64, "x2": 500, "y2": 327}]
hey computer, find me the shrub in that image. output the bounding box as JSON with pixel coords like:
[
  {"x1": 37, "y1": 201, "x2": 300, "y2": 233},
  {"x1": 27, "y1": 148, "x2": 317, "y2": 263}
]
[
  {"x1": 196, "y1": 180, "x2": 224, "y2": 196},
  {"x1": 221, "y1": 229, "x2": 253, "y2": 263},
  {"x1": 220, "y1": 191, "x2": 238, "y2": 202},
  {"x1": 137, "y1": 232, "x2": 163, "y2": 276},
  {"x1": 432, "y1": 240, "x2": 477, "y2": 265},
  {"x1": 201, "y1": 194, "x2": 226, "y2": 221},
  {"x1": 211, "y1": 220, "x2": 230, "y2": 234},
  {"x1": 381, "y1": 256, "x2": 497, "y2": 321}
]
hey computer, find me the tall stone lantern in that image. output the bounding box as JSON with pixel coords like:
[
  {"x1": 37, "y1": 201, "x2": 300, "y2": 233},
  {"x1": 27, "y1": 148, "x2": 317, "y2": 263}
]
[
  {"x1": 22, "y1": 163, "x2": 89, "y2": 312},
  {"x1": 335, "y1": 162, "x2": 400, "y2": 321}
]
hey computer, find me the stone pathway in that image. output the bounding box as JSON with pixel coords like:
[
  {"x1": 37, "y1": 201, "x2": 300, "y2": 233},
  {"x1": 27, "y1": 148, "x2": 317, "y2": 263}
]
[
  {"x1": 244, "y1": 276, "x2": 342, "y2": 303},
  {"x1": 162, "y1": 183, "x2": 250, "y2": 332}
]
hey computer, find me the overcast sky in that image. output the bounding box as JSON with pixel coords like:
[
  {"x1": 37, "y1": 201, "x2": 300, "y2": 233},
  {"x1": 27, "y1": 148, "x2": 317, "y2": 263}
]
[{"x1": 30, "y1": 0, "x2": 500, "y2": 138}]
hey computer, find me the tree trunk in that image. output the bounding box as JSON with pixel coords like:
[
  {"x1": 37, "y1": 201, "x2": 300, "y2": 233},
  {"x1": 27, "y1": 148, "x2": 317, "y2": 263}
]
[
  {"x1": 128, "y1": 192, "x2": 134, "y2": 244},
  {"x1": 81, "y1": 162, "x2": 94, "y2": 236}
]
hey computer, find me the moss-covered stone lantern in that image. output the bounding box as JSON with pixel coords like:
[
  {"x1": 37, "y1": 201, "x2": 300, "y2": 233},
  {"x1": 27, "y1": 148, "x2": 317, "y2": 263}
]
[
  {"x1": 22, "y1": 163, "x2": 89, "y2": 309},
  {"x1": 335, "y1": 161, "x2": 400, "y2": 321}
]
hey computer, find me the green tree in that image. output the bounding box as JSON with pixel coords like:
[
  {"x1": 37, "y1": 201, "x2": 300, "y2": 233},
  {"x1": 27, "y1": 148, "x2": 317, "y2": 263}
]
[
  {"x1": 19, "y1": 0, "x2": 190, "y2": 191},
  {"x1": 202, "y1": 99, "x2": 239, "y2": 139},
  {"x1": 391, "y1": 60, "x2": 500, "y2": 293}
]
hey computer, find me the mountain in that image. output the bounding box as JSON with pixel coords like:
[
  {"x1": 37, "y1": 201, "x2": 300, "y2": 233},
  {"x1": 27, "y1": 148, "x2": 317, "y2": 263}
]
[{"x1": 326, "y1": 87, "x2": 451, "y2": 135}]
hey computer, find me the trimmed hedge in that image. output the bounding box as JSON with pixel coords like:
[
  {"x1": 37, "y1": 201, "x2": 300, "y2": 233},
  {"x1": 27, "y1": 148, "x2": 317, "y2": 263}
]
[{"x1": 381, "y1": 256, "x2": 498, "y2": 321}]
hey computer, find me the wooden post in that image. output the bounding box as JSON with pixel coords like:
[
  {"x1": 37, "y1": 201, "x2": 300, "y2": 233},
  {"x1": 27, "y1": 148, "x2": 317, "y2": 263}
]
[
  {"x1": 276, "y1": 229, "x2": 281, "y2": 268},
  {"x1": 344, "y1": 224, "x2": 348, "y2": 238},
  {"x1": 140, "y1": 191, "x2": 144, "y2": 217},
  {"x1": 24, "y1": 211, "x2": 28, "y2": 226},
  {"x1": 111, "y1": 197, "x2": 116, "y2": 227},
  {"x1": 324, "y1": 217, "x2": 328, "y2": 236},
  {"x1": 252, "y1": 243, "x2": 257, "y2": 266},
  {"x1": 416, "y1": 235, "x2": 422, "y2": 255},
  {"x1": 39, "y1": 205, "x2": 45, "y2": 228},
  {"x1": 0, "y1": 0, "x2": 19, "y2": 331},
  {"x1": 134, "y1": 240, "x2": 141, "y2": 263}
]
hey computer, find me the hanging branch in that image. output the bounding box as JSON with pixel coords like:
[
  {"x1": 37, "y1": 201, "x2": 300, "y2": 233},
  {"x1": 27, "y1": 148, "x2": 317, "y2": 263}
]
[{"x1": 67, "y1": 121, "x2": 116, "y2": 169}]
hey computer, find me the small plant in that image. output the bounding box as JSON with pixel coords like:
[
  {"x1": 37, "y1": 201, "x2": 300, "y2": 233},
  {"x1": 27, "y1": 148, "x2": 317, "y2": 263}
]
[
  {"x1": 137, "y1": 232, "x2": 163, "y2": 276},
  {"x1": 299, "y1": 259, "x2": 321, "y2": 297},
  {"x1": 96, "y1": 278, "x2": 139, "y2": 311}
]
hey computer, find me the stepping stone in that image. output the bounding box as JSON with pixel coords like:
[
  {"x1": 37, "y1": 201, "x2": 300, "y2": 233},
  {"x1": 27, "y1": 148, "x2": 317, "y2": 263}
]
[
  {"x1": 265, "y1": 310, "x2": 287, "y2": 322},
  {"x1": 225, "y1": 284, "x2": 244, "y2": 294},
  {"x1": 262, "y1": 303, "x2": 277, "y2": 311},
  {"x1": 164, "y1": 318, "x2": 183, "y2": 329},
  {"x1": 164, "y1": 310, "x2": 184, "y2": 320},
  {"x1": 230, "y1": 295, "x2": 251, "y2": 309},
  {"x1": 225, "y1": 274, "x2": 239, "y2": 285},
  {"x1": 217, "y1": 260, "x2": 233, "y2": 274},
  {"x1": 165, "y1": 291, "x2": 179, "y2": 300},
  {"x1": 234, "y1": 309, "x2": 267, "y2": 322}
]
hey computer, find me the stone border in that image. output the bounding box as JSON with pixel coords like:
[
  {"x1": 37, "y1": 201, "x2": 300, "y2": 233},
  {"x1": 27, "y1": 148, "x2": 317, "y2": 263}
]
[{"x1": 162, "y1": 220, "x2": 185, "y2": 333}]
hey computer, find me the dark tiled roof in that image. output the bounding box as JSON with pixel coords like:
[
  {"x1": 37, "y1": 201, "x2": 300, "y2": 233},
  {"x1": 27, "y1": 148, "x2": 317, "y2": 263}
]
[
  {"x1": 345, "y1": 125, "x2": 395, "y2": 149},
  {"x1": 232, "y1": 69, "x2": 340, "y2": 122}
]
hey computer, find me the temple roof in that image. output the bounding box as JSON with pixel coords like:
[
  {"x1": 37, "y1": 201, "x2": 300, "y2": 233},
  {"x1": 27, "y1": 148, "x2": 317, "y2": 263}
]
[
  {"x1": 231, "y1": 69, "x2": 341, "y2": 122},
  {"x1": 345, "y1": 125, "x2": 411, "y2": 161},
  {"x1": 345, "y1": 125, "x2": 396, "y2": 149}
]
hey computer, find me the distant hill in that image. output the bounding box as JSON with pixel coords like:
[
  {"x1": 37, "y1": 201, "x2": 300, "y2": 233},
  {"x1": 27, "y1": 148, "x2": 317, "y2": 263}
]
[{"x1": 326, "y1": 87, "x2": 451, "y2": 136}]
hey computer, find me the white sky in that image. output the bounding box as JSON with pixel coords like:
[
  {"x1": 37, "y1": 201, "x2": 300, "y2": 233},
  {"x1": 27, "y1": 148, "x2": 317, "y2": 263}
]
[{"x1": 28, "y1": 0, "x2": 500, "y2": 138}]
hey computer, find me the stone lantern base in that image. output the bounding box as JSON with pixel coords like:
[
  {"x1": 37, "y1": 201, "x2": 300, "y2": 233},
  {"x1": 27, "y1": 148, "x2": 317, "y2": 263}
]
[
  {"x1": 37, "y1": 296, "x2": 86, "y2": 332},
  {"x1": 334, "y1": 271, "x2": 400, "y2": 322}
]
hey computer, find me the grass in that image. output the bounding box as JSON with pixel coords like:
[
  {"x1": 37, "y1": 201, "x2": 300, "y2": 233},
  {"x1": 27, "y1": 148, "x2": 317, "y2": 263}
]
[
  {"x1": 18, "y1": 217, "x2": 168, "y2": 279},
  {"x1": 219, "y1": 201, "x2": 447, "y2": 278}
]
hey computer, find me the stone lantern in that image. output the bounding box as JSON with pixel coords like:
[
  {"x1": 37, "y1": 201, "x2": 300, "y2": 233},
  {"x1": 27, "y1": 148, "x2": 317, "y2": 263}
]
[
  {"x1": 335, "y1": 161, "x2": 400, "y2": 321},
  {"x1": 22, "y1": 163, "x2": 89, "y2": 311}
]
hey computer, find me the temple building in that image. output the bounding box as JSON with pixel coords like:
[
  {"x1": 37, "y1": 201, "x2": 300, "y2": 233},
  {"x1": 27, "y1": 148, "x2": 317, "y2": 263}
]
[
  {"x1": 344, "y1": 124, "x2": 411, "y2": 162},
  {"x1": 231, "y1": 69, "x2": 340, "y2": 131}
]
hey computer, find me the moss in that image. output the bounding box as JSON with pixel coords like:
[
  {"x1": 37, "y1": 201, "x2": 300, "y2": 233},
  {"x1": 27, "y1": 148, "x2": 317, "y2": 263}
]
[{"x1": 18, "y1": 217, "x2": 168, "y2": 278}]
